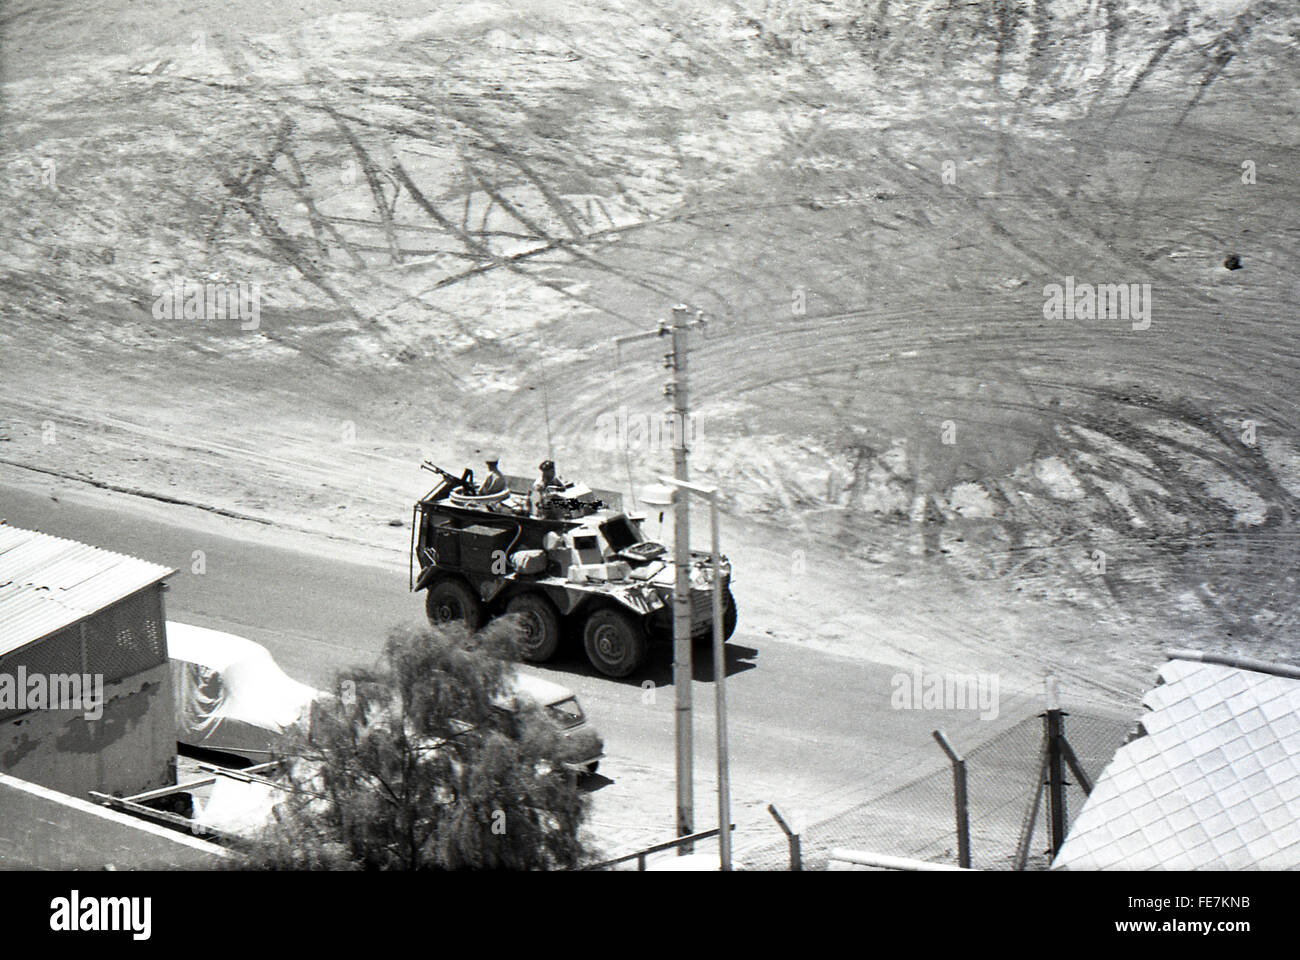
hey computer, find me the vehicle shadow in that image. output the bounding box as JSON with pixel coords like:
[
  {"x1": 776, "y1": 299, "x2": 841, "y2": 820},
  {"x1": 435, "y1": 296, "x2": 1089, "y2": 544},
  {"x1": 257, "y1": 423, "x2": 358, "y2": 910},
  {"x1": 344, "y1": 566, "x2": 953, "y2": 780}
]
[{"x1": 544, "y1": 626, "x2": 759, "y2": 688}]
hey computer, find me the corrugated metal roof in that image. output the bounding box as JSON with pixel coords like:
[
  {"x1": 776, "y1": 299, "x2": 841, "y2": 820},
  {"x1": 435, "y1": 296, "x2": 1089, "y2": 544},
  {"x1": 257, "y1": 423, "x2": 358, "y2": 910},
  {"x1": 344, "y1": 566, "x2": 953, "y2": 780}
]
[
  {"x1": 1053, "y1": 658, "x2": 1300, "y2": 870},
  {"x1": 0, "y1": 524, "x2": 174, "y2": 656}
]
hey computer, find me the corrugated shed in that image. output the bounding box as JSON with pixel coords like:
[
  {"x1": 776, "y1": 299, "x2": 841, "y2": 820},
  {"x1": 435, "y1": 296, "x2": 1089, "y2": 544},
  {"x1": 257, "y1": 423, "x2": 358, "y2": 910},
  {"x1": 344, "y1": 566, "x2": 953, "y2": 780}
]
[
  {"x1": 1053, "y1": 658, "x2": 1300, "y2": 870},
  {"x1": 0, "y1": 524, "x2": 174, "y2": 656}
]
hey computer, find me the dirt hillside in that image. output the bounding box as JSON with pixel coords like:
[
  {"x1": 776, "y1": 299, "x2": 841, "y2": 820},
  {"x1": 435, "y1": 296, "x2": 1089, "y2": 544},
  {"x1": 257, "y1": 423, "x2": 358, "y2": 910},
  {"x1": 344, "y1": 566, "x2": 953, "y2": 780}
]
[{"x1": 3, "y1": 0, "x2": 1299, "y2": 698}]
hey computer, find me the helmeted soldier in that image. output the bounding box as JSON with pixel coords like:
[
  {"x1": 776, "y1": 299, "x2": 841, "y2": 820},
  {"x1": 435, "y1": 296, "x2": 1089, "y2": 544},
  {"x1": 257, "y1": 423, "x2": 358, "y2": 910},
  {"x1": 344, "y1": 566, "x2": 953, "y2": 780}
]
[{"x1": 529, "y1": 459, "x2": 565, "y2": 517}]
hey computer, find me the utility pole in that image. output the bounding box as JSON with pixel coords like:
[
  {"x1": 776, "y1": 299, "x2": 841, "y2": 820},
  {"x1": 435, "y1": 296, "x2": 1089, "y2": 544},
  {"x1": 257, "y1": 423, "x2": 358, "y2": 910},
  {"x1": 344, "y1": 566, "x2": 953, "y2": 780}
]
[
  {"x1": 660, "y1": 474, "x2": 732, "y2": 870},
  {"x1": 668, "y1": 305, "x2": 695, "y2": 849},
  {"x1": 615, "y1": 303, "x2": 708, "y2": 852}
]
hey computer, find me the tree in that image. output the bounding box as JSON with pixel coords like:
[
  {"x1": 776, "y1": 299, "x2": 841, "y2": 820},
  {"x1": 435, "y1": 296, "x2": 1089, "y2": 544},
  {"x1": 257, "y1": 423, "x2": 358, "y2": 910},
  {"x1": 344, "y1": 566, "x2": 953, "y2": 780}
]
[{"x1": 242, "y1": 619, "x2": 589, "y2": 870}]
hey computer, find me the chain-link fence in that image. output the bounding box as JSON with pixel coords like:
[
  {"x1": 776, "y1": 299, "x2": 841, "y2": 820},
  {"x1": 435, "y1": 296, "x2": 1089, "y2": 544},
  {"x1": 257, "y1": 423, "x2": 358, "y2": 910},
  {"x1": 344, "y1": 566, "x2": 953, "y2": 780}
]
[{"x1": 736, "y1": 709, "x2": 1133, "y2": 871}]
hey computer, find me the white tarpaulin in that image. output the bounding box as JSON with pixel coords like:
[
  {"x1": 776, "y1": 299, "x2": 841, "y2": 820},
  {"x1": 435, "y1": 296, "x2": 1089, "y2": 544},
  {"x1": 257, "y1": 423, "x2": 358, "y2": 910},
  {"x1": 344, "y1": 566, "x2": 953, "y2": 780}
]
[
  {"x1": 167, "y1": 621, "x2": 320, "y2": 760},
  {"x1": 193, "y1": 776, "x2": 282, "y2": 838}
]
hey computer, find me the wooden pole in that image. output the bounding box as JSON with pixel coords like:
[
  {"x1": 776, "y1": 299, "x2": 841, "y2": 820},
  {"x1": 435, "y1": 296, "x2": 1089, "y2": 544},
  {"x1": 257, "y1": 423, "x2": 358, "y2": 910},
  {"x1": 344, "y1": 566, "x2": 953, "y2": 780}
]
[{"x1": 670, "y1": 305, "x2": 694, "y2": 851}]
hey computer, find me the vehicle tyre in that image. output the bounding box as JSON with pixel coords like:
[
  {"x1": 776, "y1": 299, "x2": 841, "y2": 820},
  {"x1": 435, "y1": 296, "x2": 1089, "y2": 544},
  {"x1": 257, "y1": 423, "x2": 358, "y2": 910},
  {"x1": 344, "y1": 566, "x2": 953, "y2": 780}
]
[
  {"x1": 505, "y1": 592, "x2": 561, "y2": 662},
  {"x1": 722, "y1": 586, "x2": 738, "y2": 641},
  {"x1": 691, "y1": 586, "x2": 739, "y2": 645},
  {"x1": 583, "y1": 606, "x2": 648, "y2": 678},
  {"x1": 425, "y1": 577, "x2": 484, "y2": 630}
]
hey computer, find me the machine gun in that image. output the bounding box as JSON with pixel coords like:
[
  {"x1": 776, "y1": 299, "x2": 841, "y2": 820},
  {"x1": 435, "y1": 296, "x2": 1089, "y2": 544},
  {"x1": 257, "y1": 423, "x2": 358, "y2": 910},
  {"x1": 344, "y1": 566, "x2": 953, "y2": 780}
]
[
  {"x1": 553, "y1": 496, "x2": 604, "y2": 511},
  {"x1": 535, "y1": 479, "x2": 603, "y2": 516},
  {"x1": 540, "y1": 494, "x2": 605, "y2": 516},
  {"x1": 421, "y1": 460, "x2": 476, "y2": 494}
]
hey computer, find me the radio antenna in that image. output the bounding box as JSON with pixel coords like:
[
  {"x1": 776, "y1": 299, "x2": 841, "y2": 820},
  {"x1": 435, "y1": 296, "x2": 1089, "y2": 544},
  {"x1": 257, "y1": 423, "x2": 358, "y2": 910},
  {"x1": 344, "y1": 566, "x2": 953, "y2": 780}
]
[{"x1": 542, "y1": 370, "x2": 555, "y2": 459}]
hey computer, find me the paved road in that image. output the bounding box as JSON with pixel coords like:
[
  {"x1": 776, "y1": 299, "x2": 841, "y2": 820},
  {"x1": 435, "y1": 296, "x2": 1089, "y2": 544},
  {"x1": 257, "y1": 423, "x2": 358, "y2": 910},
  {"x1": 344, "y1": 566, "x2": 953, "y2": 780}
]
[{"x1": 1, "y1": 476, "x2": 1051, "y2": 855}]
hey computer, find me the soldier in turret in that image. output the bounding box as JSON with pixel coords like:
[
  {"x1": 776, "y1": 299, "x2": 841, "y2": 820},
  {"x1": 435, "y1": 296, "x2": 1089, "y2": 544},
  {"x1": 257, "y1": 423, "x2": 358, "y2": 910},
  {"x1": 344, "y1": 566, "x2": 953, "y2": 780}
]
[
  {"x1": 478, "y1": 456, "x2": 508, "y2": 497},
  {"x1": 530, "y1": 459, "x2": 566, "y2": 517}
]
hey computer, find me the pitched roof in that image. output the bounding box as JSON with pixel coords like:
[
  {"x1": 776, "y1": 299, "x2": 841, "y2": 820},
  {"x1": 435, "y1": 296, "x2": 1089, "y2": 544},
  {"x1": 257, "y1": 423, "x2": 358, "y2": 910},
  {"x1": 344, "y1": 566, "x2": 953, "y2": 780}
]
[
  {"x1": 1052, "y1": 656, "x2": 1300, "y2": 870},
  {"x1": 0, "y1": 524, "x2": 174, "y2": 656}
]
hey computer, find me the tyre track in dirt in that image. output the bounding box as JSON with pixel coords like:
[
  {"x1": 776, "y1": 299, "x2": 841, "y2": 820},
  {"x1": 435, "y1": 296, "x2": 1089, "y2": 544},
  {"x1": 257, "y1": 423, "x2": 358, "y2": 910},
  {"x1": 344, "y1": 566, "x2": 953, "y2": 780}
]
[{"x1": 7, "y1": 0, "x2": 1299, "y2": 708}]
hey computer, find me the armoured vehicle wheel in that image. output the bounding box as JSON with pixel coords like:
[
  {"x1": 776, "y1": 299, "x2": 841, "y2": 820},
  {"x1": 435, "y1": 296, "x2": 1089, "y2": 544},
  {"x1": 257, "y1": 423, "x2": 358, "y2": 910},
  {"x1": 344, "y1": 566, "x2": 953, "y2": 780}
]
[
  {"x1": 425, "y1": 577, "x2": 484, "y2": 630},
  {"x1": 506, "y1": 593, "x2": 560, "y2": 662},
  {"x1": 723, "y1": 587, "x2": 738, "y2": 641},
  {"x1": 583, "y1": 606, "x2": 647, "y2": 678},
  {"x1": 690, "y1": 586, "x2": 739, "y2": 645}
]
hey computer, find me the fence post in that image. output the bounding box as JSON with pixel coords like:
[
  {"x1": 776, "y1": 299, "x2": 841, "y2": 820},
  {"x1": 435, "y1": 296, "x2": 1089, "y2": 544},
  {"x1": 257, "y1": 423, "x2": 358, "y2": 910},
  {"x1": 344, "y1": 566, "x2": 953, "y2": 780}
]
[
  {"x1": 767, "y1": 803, "x2": 801, "y2": 871},
  {"x1": 1045, "y1": 676, "x2": 1067, "y2": 857},
  {"x1": 932, "y1": 729, "x2": 971, "y2": 869}
]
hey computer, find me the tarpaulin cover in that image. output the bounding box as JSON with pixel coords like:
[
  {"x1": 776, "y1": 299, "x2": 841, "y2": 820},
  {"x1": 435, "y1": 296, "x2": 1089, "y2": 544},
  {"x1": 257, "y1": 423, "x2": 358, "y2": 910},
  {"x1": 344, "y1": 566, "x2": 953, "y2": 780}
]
[
  {"x1": 193, "y1": 776, "x2": 282, "y2": 838},
  {"x1": 167, "y1": 621, "x2": 319, "y2": 759}
]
